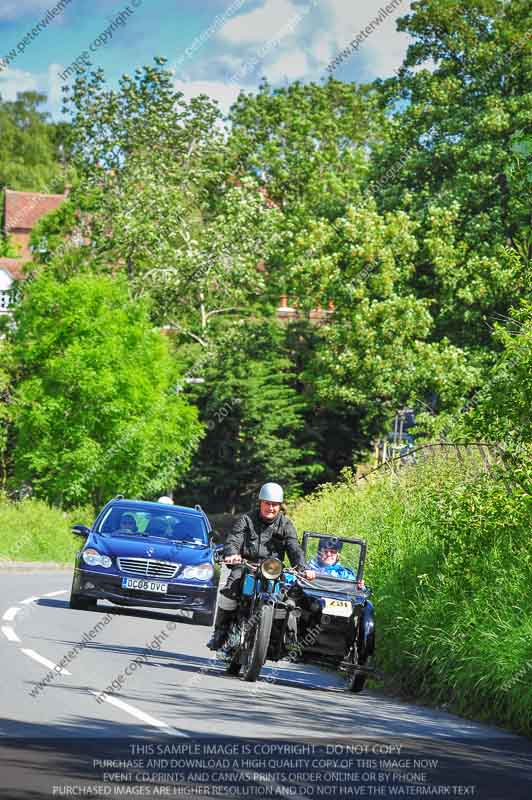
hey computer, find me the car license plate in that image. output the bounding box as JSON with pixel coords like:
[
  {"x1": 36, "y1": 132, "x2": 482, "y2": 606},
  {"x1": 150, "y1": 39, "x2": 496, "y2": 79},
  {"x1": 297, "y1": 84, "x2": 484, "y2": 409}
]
[
  {"x1": 122, "y1": 577, "x2": 168, "y2": 594},
  {"x1": 323, "y1": 598, "x2": 352, "y2": 617}
]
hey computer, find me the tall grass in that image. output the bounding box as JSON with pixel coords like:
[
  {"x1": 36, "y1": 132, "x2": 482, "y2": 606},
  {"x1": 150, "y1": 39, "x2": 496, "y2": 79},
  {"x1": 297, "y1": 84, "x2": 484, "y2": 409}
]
[
  {"x1": 0, "y1": 494, "x2": 93, "y2": 564},
  {"x1": 292, "y1": 451, "x2": 532, "y2": 736}
]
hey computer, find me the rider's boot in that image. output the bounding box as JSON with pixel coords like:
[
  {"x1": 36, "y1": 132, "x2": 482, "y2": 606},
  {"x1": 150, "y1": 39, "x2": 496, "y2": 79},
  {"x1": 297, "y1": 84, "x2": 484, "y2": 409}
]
[{"x1": 206, "y1": 608, "x2": 234, "y2": 651}]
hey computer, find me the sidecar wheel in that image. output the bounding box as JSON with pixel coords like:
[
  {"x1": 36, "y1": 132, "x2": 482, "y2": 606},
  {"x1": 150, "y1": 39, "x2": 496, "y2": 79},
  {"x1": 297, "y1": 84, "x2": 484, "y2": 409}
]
[
  {"x1": 242, "y1": 604, "x2": 273, "y2": 682},
  {"x1": 347, "y1": 653, "x2": 372, "y2": 694},
  {"x1": 348, "y1": 670, "x2": 367, "y2": 693}
]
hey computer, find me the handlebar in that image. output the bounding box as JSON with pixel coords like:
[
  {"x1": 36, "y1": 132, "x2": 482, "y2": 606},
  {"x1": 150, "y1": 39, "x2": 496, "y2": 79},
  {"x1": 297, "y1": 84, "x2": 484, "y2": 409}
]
[{"x1": 224, "y1": 559, "x2": 308, "y2": 578}]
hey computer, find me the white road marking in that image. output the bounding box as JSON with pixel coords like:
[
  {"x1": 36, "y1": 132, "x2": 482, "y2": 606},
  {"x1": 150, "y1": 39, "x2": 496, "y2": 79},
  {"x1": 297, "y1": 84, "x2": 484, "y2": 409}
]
[
  {"x1": 21, "y1": 648, "x2": 71, "y2": 675},
  {"x1": 2, "y1": 625, "x2": 20, "y2": 642},
  {"x1": 43, "y1": 590, "x2": 68, "y2": 597},
  {"x1": 90, "y1": 691, "x2": 187, "y2": 735},
  {"x1": 21, "y1": 596, "x2": 39, "y2": 605},
  {"x1": 2, "y1": 607, "x2": 20, "y2": 622}
]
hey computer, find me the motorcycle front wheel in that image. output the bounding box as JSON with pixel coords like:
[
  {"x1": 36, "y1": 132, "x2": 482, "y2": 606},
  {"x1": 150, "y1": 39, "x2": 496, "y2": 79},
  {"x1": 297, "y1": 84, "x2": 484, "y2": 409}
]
[{"x1": 241, "y1": 603, "x2": 273, "y2": 682}]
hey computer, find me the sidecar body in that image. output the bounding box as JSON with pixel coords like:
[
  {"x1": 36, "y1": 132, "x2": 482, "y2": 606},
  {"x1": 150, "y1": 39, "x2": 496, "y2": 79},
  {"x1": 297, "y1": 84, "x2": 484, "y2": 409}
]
[{"x1": 285, "y1": 531, "x2": 375, "y2": 692}]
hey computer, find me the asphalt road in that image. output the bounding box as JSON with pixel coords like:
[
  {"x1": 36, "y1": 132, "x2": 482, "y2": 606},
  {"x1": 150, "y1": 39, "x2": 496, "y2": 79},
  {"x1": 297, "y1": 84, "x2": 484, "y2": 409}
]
[{"x1": 1, "y1": 570, "x2": 531, "y2": 800}]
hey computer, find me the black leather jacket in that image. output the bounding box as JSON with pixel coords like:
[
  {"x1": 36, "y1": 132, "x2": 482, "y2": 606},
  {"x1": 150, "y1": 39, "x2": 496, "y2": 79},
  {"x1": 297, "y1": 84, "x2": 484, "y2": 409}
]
[{"x1": 224, "y1": 508, "x2": 305, "y2": 568}]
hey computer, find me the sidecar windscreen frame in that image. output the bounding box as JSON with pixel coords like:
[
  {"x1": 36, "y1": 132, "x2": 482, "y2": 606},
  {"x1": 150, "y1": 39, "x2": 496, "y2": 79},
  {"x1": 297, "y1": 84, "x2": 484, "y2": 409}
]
[{"x1": 301, "y1": 531, "x2": 367, "y2": 584}]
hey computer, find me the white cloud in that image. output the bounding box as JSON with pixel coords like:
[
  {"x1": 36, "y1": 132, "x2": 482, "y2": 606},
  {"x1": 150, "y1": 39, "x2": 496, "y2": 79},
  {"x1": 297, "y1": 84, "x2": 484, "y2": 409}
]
[
  {"x1": 0, "y1": 63, "x2": 67, "y2": 118},
  {"x1": 0, "y1": 1, "x2": 51, "y2": 21},
  {"x1": 48, "y1": 63, "x2": 65, "y2": 110},
  {"x1": 319, "y1": 0, "x2": 412, "y2": 78},
  {"x1": 266, "y1": 48, "x2": 310, "y2": 82},
  {"x1": 218, "y1": 0, "x2": 302, "y2": 46},
  {"x1": 173, "y1": 78, "x2": 244, "y2": 116},
  {"x1": 358, "y1": 24, "x2": 410, "y2": 80},
  {"x1": 0, "y1": 66, "x2": 40, "y2": 99},
  {"x1": 310, "y1": 33, "x2": 333, "y2": 66}
]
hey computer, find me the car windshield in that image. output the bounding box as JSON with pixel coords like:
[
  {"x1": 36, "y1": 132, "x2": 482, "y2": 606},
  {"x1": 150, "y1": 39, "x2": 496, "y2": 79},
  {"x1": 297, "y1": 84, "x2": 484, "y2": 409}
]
[{"x1": 97, "y1": 506, "x2": 208, "y2": 544}]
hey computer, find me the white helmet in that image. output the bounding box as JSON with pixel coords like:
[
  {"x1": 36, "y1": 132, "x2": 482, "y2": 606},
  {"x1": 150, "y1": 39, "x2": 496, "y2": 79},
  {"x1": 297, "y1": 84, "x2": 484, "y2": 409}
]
[
  {"x1": 157, "y1": 496, "x2": 174, "y2": 504},
  {"x1": 258, "y1": 482, "x2": 284, "y2": 503}
]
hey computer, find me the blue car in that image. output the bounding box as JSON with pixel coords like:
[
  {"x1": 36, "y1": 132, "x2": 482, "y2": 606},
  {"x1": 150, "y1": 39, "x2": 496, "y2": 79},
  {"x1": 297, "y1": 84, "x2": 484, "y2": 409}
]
[{"x1": 69, "y1": 498, "x2": 219, "y2": 625}]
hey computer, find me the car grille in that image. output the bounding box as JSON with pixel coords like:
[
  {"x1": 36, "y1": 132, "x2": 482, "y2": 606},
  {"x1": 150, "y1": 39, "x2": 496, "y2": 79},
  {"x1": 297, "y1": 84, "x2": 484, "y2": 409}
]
[{"x1": 117, "y1": 557, "x2": 180, "y2": 578}]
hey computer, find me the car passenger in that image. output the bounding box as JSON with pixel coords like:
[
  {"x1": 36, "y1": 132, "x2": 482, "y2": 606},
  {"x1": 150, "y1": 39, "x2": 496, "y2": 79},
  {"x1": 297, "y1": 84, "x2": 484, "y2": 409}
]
[
  {"x1": 119, "y1": 513, "x2": 138, "y2": 533},
  {"x1": 307, "y1": 537, "x2": 356, "y2": 580}
]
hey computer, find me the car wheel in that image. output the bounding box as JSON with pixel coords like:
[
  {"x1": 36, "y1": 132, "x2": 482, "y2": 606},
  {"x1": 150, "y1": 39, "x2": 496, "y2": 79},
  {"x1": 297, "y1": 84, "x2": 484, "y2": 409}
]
[
  {"x1": 193, "y1": 611, "x2": 215, "y2": 626},
  {"x1": 69, "y1": 593, "x2": 96, "y2": 611}
]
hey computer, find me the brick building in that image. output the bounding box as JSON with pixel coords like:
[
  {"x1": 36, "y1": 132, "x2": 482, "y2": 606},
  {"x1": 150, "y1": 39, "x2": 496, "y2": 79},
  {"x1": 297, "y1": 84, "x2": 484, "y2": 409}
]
[{"x1": 0, "y1": 189, "x2": 67, "y2": 314}]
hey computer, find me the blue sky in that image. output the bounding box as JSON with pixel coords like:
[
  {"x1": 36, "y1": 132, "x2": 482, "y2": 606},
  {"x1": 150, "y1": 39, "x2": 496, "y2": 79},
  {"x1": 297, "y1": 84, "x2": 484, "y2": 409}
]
[{"x1": 0, "y1": 0, "x2": 412, "y2": 118}]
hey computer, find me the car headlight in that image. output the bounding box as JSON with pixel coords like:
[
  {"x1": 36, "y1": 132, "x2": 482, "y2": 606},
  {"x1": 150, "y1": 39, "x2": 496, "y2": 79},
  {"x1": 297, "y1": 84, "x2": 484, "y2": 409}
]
[
  {"x1": 261, "y1": 558, "x2": 283, "y2": 580},
  {"x1": 182, "y1": 563, "x2": 214, "y2": 580},
  {"x1": 82, "y1": 548, "x2": 112, "y2": 568}
]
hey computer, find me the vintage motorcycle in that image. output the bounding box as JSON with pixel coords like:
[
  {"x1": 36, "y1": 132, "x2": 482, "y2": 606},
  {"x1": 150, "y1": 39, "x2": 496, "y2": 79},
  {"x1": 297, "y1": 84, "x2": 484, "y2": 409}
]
[
  {"x1": 220, "y1": 531, "x2": 375, "y2": 692},
  {"x1": 222, "y1": 556, "x2": 298, "y2": 681}
]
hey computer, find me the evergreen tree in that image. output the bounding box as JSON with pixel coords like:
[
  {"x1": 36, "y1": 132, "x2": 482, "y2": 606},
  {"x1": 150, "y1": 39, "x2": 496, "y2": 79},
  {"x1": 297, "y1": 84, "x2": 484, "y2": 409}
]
[{"x1": 175, "y1": 322, "x2": 321, "y2": 512}]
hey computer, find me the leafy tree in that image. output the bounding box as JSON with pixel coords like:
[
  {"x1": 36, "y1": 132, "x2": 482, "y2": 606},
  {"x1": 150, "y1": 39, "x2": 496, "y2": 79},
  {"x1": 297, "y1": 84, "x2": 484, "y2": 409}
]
[
  {"x1": 175, "y1": 321, "x2": 321, "y2": 512},
  {"x1": 229, "y1": 79, "x2": 380, "y2": 218},
  {"x1": 0, "y1": 339, "x2": 13, "y2": 489},
  {"x1": 371, "y1": 0, "x2": 531, "y2": 347},
  {"x1": 281, "y1": 200, "x2": 480, "y2": 431},
  {"x1": 63, "y1": 61, "x2": 282, "y2": 344},
  {"x1": 0, "y1": 92, "x2": 71, "y2": 192},
  {"x1": 11, "y1": 272, "x2": 202, "y2": 507},
  {"x1": 0, "y1": 229, "x2": 18, "y2": 258}
]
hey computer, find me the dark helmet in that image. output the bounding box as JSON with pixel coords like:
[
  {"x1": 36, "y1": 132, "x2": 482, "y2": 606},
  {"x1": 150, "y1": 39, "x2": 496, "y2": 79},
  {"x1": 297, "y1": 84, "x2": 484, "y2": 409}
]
[{"x1": 318, "y1": 536, "x2": 343, "y2": 552}]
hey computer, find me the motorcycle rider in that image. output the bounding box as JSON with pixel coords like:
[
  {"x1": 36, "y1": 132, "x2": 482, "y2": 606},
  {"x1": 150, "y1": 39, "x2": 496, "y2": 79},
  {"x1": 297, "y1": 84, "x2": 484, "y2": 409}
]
[
  {"x1": 308, "y1": 537, "x2": 356, "y2": 580},
  {"x1": 207, "y1": 482, "x2": 315, "y2": 651}
]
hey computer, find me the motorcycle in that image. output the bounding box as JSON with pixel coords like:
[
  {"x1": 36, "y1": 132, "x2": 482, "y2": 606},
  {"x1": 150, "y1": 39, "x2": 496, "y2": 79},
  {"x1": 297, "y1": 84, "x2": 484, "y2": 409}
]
[
  {"x1": 222, "y1": 557, "x2": 300, "y2": 682},
  {"x1": 219, "y1": 532, "x2": 375, "y2": 693}
]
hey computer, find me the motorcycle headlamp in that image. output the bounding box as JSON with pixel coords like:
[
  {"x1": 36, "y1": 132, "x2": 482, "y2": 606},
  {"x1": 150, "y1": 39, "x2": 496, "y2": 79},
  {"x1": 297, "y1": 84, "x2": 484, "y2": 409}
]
[
  {"x1": 261, "y1": 558, "x2": 283, "y2": 580},
  {"x1": 82, "y1": 548, "x2": 112, "y2": 568}
]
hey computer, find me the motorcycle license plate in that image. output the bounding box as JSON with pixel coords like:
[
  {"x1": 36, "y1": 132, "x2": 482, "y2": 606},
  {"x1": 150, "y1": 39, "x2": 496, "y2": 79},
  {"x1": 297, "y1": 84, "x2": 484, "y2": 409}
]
[
  {"x1": 323, "y1": 598, "x2": 351, "y2": 617},
  {"x1": 122, "y1": 577, "x2": 168, "y2": 594}
]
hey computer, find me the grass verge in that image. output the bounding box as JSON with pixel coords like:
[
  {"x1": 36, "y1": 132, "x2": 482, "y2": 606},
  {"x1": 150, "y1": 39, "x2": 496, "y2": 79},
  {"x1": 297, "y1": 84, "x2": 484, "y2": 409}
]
[
  {"x1": 0, "y1": 494, "x2": 93, "y2": 564},
  {"x1": 291, "y1": 449, "x2": 532, "y2": 736}
]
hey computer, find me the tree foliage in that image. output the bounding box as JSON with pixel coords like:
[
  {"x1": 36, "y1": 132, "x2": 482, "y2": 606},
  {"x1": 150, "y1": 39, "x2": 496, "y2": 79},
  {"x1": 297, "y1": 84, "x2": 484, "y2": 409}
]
[
  {"x1": 11, "y1": 272, "x2": 202, "y2": 507},
  {"x1": 0, "y1": 91, "x2": 70, "y2": 193},
  {"x1": 6, "y1": 0, "x2": 531, "y2": 510},
  {"x1": 62, "y1": 61, "x2": 282, "y2": 346},
  {"x1": 175, "y1": 321, "x2": 320, "y2": 513},
  {"x1": 372, "y1": 0, "x2": 531, "y2": 347}
]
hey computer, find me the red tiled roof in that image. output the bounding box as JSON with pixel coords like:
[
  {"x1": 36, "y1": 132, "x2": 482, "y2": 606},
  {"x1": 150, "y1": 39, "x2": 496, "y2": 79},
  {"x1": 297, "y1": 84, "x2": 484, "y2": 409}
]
[
  {"x1": 4, "y1": 189, "x2": 67, "y2": 233},
  {"x1": 0, "y1": 258, "x2": 28, "y2": 281}
]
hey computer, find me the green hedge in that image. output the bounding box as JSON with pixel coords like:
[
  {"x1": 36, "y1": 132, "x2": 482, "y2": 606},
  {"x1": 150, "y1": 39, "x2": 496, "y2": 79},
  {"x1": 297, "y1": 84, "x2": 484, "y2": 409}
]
[
  {"x1": 292, "y1": 450, "x2": 532, "y2": 736},
  {"x1": 0, "y1": 495, "x2": 93, "y2": 564}
]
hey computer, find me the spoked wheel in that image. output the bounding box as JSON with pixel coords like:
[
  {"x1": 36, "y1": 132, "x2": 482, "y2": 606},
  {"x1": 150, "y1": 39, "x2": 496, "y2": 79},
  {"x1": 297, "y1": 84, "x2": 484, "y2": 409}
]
[
  {"x1": 241, "y1": 604, "x2": 273, "y2": 682},
  {"x1": 224, "y1": 625, "x2": 243, "y2": 676},
  {"x1": 225, "y1": 656, "x2": 241, "y2": 676}
]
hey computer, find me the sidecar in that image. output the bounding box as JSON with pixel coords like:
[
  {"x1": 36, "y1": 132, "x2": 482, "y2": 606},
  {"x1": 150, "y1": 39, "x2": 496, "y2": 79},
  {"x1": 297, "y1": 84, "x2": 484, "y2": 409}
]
[{"x1": 286, "y1": 531, "x2": 375, "y2": 693}]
